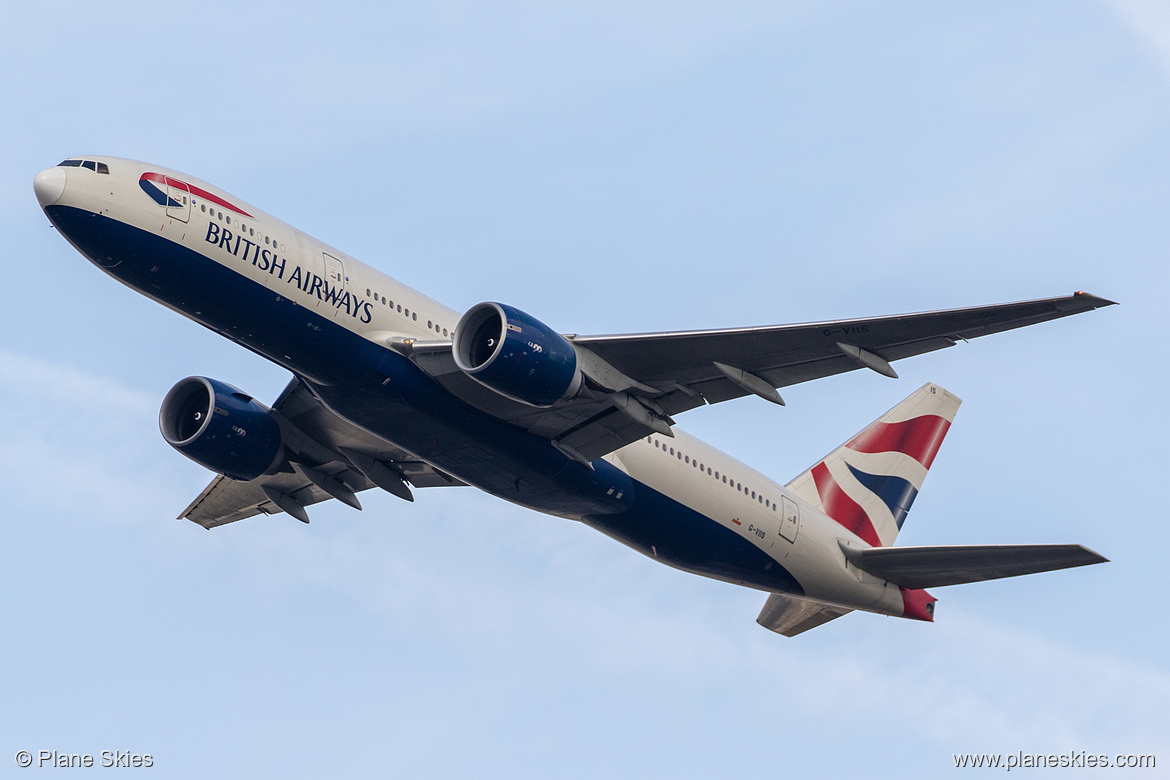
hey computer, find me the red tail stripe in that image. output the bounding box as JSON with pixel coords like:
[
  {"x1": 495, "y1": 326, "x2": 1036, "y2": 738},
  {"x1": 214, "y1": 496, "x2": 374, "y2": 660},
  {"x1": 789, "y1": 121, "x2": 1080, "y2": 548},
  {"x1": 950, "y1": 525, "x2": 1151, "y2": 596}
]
[
  {"x1": 846, "y1": 414, "x2": 951, "y2": 469},
  {"x1": 811, "y1": 463, "x2": 882, "y2": 546}
]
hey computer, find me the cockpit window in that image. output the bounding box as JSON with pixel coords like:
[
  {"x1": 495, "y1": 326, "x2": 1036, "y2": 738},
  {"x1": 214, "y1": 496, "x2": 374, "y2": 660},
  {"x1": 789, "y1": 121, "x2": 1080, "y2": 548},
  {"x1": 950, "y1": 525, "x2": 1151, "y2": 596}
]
[{"x1": 57, "y1": 159, "x2": 110, "y2": 174}]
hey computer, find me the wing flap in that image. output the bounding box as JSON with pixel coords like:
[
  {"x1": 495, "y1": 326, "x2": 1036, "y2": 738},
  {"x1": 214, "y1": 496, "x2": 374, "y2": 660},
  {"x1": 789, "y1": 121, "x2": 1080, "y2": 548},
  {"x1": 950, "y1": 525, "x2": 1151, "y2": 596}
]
[
  {"x1": 841, "y1": 544, "x2": 1108, "y2": 589},
  {"x1": 181, "y1": 472, "x2": 335, "y2": 529},
  {"x1": 756, "y1": 593, "x2": 853, "y2": 637},
  {"x1": 181, "y1": 456, "x2": 462, "y2": 529}
]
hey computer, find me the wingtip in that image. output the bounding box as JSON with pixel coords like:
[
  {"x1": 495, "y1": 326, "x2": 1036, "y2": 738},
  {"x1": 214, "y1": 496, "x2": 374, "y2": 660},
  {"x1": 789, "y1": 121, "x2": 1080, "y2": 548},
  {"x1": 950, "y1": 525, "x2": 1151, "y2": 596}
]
[
  {"x1": 1072, "y1": 291, "x2": 1119, "y2": 307},
  {"x1": 1078, "y1": 545, "x2": 1110, "y2": 564}
]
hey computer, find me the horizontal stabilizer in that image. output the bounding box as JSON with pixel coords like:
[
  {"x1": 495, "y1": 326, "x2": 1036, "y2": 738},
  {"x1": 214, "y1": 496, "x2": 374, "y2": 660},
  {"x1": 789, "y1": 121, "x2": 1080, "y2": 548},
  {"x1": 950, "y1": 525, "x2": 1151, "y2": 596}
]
[
  {"x1": 840, "y1": 543, "x2": 1108, "y2": 589},
  {"x1": 756, "y1": 593, "x2": 853, "y2": 637}
]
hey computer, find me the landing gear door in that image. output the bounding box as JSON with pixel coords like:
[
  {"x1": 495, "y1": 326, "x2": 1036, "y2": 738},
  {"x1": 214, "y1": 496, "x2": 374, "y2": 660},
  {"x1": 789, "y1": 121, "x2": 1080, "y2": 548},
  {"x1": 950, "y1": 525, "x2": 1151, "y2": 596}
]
[
  {"x1": 164, "y1": 177, "x2": 190, "y2": 223},
  {"x1": 780, "y1": 497, "x2": 799, "y2": 543}
]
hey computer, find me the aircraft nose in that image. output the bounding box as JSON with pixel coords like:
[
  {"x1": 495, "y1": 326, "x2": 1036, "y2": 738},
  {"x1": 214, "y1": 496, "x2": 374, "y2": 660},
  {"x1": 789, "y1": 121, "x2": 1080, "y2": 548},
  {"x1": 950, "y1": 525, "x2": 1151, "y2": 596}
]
[{"x1": 34, "y1": 165, "x2": 66, "y2": 208}]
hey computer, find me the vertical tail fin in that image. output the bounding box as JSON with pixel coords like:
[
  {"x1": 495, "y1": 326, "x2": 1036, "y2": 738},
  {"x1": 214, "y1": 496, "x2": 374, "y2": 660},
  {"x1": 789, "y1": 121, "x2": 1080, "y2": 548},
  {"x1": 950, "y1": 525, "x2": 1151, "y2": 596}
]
[{"x1": 786, "y1": 383, "x2": 961, "y2": 547}]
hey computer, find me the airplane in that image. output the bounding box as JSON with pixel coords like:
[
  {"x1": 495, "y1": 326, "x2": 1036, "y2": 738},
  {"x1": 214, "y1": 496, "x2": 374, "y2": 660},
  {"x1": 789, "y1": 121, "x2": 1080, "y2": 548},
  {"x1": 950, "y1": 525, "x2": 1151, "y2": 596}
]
[{"x1": 33, "y1": 156, "x2": 1113, "y2": 636}]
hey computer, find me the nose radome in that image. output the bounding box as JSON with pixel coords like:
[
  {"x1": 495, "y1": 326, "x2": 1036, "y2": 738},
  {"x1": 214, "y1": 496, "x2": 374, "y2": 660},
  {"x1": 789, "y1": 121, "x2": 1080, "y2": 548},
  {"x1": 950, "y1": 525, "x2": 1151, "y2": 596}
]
[{"x1": 34, "y1": 166, "x2": 67, "y2": 208}]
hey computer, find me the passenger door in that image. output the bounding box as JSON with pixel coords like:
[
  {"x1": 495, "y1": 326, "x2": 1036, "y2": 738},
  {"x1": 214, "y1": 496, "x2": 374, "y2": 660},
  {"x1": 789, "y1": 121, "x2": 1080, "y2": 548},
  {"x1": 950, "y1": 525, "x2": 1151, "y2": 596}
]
[
  {"x1": 780, "y1": 497, "x2": 800, "y2": 543},
  {"x1": 323, "y1": 253, "x2": 345, "y2": 290},
  {"x1": 164, "y1": 177, "x2": 190, "y2": 223}
]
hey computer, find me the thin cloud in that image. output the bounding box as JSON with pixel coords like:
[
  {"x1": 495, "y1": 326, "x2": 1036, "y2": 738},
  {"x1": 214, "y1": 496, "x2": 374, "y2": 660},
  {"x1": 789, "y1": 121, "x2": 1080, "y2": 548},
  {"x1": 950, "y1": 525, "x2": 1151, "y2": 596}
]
[
  {"x1": 0, "y1": 348, "x2": 188, "y2": 521},
  {"x1": 0, "y1": 348, "x2": 156, "y2": 416},
  {"x1": 1107, "y1": 0, "x2": 1170, "y2": 85}
]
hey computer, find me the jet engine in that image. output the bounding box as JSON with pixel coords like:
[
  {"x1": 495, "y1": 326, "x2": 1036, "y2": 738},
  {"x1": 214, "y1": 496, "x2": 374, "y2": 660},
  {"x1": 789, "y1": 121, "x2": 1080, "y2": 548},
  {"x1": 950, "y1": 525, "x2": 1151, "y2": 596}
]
[
  {"x1": 159, "y1": 376, "x2": 283, "y2": 481},
  {"x1": 453, "y1": 302, "x2": 582, "y2": 407}
]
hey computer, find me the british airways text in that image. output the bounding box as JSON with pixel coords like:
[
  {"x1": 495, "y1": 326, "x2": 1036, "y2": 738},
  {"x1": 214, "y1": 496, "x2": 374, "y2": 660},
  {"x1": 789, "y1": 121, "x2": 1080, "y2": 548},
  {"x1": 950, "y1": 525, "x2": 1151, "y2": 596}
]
[{"x1": 204, "y1": 222, "x2": 372, "y2": 323}]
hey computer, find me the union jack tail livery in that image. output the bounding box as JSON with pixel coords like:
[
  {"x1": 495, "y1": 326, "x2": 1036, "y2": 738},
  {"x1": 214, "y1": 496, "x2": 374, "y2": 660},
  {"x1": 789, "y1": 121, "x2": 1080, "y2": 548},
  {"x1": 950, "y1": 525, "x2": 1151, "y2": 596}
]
[{"x1": 786, "y1": 383, "x2": 961, "y2": 548}]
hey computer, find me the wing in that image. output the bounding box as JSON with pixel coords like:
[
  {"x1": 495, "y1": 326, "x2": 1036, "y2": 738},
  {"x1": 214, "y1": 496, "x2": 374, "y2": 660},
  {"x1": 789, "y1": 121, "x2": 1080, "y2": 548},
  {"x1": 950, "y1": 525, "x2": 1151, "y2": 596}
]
[
  {"x1": 573, "y1": 291, "x2": 1115, "y2": 395},
  {"x1": 405, "y1": 292, "x2": 1114, "y2": 463},
  {"x1": 180, "y1": 377, "x2": 464, "y2": 529}
]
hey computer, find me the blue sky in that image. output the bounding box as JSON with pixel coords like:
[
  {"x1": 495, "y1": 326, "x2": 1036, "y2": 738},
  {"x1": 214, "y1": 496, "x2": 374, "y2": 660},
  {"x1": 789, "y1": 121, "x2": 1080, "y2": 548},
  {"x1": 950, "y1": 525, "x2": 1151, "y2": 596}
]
[{"x1": 2, "y1": 1, "x2": 1166, "y2": 776}]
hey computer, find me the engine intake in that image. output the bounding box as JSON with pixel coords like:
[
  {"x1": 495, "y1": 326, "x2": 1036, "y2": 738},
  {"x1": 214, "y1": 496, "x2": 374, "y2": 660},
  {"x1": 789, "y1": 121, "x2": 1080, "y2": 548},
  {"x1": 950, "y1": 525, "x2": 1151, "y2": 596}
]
[
  {"x1": 159, "y1": 376, "x2": 283, "y2": 481},
  {"x1": 453, "y1": 302, "x2": 582, "y2": 407}
]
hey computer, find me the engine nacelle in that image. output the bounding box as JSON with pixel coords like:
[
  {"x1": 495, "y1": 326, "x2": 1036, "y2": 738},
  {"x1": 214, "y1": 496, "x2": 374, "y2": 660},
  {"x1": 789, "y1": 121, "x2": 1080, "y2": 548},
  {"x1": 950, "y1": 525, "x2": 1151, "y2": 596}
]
[
  {"x1": 453, "y1": 302, "x2": 582, "y2": 407},
  {"x1": 159, "y1": 376, "x2": 283, "y2": 481}
]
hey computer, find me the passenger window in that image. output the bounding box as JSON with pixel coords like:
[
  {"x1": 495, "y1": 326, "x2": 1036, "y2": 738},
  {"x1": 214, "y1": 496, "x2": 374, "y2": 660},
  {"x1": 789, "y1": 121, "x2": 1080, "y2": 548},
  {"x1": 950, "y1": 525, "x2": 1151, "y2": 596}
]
[
  {"x1": 443, "y1": 328, "x2": 448, "y2": 337},
  {"x1": 412, "y1": 313, "x2": 417, "y2": 321}
]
